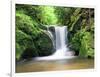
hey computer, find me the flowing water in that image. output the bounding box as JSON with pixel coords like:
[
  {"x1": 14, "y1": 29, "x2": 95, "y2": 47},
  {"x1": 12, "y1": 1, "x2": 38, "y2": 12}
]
[
  {"x1": 35, "y1": 26, "x2": 75, "y2": 60},
  {"x1": 16, "y1": 26, "x2": 94, "y2": 73},
  {"x1": 54, "y1": 26, "x2": 68, "y2": 56}
]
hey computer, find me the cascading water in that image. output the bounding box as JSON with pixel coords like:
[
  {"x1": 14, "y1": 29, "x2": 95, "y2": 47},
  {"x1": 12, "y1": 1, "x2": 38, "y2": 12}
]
[
  {"x1": 54, "y1": 26, "x2": 68, "y2": 56},
  {"x1": 35, "y1": 26, "x2": 75, "y2": 60}
]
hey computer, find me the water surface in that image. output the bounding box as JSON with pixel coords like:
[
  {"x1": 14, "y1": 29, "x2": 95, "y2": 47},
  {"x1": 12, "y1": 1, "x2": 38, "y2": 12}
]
[{"x1": 16, "y1": 58, "x2": 94, "y2": 73}]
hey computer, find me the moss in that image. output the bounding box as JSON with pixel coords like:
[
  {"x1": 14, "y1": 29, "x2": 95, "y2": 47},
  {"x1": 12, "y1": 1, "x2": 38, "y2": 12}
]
[{"x1": 15, "y1": 4, "x2": 94, "y2": 60}]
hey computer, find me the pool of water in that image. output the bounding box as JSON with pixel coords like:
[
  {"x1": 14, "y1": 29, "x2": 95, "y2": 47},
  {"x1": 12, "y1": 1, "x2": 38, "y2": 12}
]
[{"x1": 16, "y1": 58, "x2": 94, "y2": 73}]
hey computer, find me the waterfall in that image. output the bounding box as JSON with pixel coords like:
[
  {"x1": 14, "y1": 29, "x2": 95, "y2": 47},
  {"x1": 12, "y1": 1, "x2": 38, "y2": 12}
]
[
  {"x1": 35, "y1": 26, "x2": 75, "y2": 60},
  {"x1": 53, "y1": 26, "x2": 68, "y2": 56}
]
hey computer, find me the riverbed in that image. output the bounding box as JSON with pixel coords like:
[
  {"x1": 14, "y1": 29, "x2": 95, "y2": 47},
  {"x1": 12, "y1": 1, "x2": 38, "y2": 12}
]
[{"x1": 16, "y1": 58, "x2": 94, "y2": 73}]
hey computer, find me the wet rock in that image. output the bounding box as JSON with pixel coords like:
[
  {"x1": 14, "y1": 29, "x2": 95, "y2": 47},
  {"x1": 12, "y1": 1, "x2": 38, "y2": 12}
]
[
  {"x1": 48, "y1": 26, "x2": 56, "y2": 49},
  {"x1": 49, "y1": 26, "x2": 55, "y2": 33}
]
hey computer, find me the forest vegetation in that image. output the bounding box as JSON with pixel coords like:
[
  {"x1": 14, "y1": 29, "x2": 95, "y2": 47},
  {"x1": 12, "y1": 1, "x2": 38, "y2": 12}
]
[{"x1": 16, "y1": 4, "x2": 94, "y2": 61}]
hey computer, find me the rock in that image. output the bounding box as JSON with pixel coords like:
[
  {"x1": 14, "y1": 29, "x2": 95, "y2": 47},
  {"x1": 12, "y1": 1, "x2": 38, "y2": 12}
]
[
  {"x1": 49, "y1": 26, "x2": 55, "y2": 33},
  {"x1": 48, "y1": 26, "x2": 56, "y2": 49},
  {"x1": 35, "y1": 32, "x2": 55, "y2": 56},
  {"x1": 21, "y1": 47, "x2": 38, "y2": 60}
]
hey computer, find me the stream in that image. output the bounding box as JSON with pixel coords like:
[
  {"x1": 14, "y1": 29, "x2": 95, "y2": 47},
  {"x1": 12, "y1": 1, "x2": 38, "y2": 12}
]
[
  {"x1": 16, "y1": 58, "x2": 94, "y2": 73},
  {"x1": 16, "y1": 26, "x2": 94, "y2": 73}
]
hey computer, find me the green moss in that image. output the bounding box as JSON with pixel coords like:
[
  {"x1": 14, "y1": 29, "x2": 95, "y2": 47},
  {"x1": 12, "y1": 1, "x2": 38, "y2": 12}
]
[{"x1": 15, "y1": 4, "x2": 94, "y2": 60}]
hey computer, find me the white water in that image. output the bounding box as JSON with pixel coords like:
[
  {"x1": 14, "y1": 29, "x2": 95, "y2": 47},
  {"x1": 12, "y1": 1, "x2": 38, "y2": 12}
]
[
  {"x1": 54, "y1": 26, "x2": 67, "y2": 56},
  {"x1": 35, "y1": 26, "x2": 75, "y2": 60}
]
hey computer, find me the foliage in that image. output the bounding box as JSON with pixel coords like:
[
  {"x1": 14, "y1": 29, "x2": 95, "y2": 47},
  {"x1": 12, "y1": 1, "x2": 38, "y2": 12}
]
[
  {"x1": 55, "y1": 7, "x2": 75, "y2": 25},
  {"x1": 68, "y1": 8, "x2": 94, "y2": 58},
  {"x1": 15, "y1": 4, "x2": 94, "y2": 61},
  {"x1": 16, "y1": 10, "x2": 41, "y2": 60},
  {"x1": 38, "y1": 6, "x2": 58, "y2": 25},
  {"x1": 71, "y1": 29, "x2": 94, "y2": 58}
]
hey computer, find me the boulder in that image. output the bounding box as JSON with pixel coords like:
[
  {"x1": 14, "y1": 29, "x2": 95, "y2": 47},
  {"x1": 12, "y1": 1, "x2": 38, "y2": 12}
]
[
  {"x1": 35, "y1": 32, "x2": 55, "y2": 56},
  {"x1": 21, "y1": 47, "x2": 38, "y2": 60},
  {"x1": 48, "y1": 26, "x2": 56, "y2": 49}
]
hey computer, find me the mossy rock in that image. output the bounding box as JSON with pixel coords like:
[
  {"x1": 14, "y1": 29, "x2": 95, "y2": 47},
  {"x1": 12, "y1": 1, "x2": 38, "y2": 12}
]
[
  {"x1": 20, "y1": 47, "x2": 38, "y2": 60},
  {"x1": 35, "y1": 31, "x2": 55, "y2": 56},
  {"x1": 48, "y1": 26, "x2": 56, "y2": 49}
]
